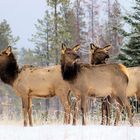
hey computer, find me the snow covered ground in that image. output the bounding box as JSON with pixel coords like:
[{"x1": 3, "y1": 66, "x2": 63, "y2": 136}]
[{"x1": 0, "y1": 124, "x2": 139, "y2": 140}]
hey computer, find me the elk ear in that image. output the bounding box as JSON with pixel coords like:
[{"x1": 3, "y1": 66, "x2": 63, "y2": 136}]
[
  {"x1": 73, "y1": 44, "x2": 80, "y2": 52},
  {"x1": 3, "y1": 46, "x2": 12, "y2": 56},
  {"x1": 6, "y1": 46, "x2": 12, "y2": 55},
  {"x1": 90, "y1": 43, "x2": 98, "y2": 52},
  {"x1": 103, "y1": 45, "x2": 112, "y2": 52},
  {"x1": 61, "y1": 43, "x2": 67, "y2": 54}
]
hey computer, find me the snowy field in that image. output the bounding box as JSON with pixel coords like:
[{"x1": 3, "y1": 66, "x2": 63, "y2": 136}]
[{"x1": 0, "y1": 124, "x2": 140, "y2": 140}]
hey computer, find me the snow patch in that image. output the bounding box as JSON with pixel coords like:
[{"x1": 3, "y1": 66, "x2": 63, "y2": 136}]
[{"x1": 0, "y1": 125, "x2": 139, "y2": 140}]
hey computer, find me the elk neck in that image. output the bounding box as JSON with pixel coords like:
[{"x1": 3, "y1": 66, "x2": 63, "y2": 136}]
[{"x1": 0, "y1": 53, "x2": 19, "y2": 86}]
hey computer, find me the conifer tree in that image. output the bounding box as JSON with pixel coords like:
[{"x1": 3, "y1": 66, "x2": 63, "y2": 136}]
[
  {"x1": 118, "y1": 0, "x2": 140, "y2": 67},
  {"x1": 0, "y1": 19, "x2": 19, "y2": 50}
]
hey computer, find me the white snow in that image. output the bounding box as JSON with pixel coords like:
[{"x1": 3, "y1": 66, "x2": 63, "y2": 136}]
[{"x1": 0, "y1": 125, "x2": 139, "y2": 140}]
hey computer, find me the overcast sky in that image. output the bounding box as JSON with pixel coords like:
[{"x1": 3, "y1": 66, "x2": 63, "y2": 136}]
[
  {"x1": 0, "y1": 0, "x2": 46, "y2": 49},
  {"x1": 0, "y1": 0, "x2": 134, "y2": 50}
]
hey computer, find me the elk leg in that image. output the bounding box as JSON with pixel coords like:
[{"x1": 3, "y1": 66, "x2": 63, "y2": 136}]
[
  {"x1": 114, "y1": 96, "x2": 124, "y2": 126},
  {"x1": 28, "y1": 96, "x2": 33, "y2": 126},
  {"x1": 101, "y1": 99, "x2": 106, "y2": 125},
  {"x1": 73, "y1": 98, "x2": 79, "y2": 125},
  {"x1": 65, "y1": 102, "x2": 71, "y2": 124},
  {"x1": 125, "y1": 100, "x2": 133, "y2": 126},
  {"x1": 59, "y1": 93, "x2": 71, "y2": 124},
  {"x1": 81, "y1": 95, "x2": 87, "y2": 125},
  {"x1": 114, "y1": 103, "x2": 122, "y2": 126},
  {"x1": 116, "y1": 98, "x2": 133, "y2": 126},
  {"x1": 65, "y1": 91, "x2": 71, "y2": 124},
  {"x1": 117, "y1": 95, "x2": 133, "y2": 126},
  {"x1": 22, "y1": 97, "x2": 28, "y2": 127},
  {"x1": 106, "y1": 96, "x2": 111, "y2": 125}
]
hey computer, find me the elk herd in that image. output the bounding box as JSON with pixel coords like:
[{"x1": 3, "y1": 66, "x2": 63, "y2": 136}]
[{"x1": 0, "y1": 43, "x2": 139, "y2": 127}]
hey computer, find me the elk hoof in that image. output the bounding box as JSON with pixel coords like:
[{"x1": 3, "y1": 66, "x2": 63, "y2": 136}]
[
  {"x1": 24, "y1": 122, "x2": 27, "y2": 127},
  {"x1": 73, "y1": 120, "x2": 76, "y2": 125},
  {"x1": 101, "y1": 121, "x2": 105, "y2": 125}
]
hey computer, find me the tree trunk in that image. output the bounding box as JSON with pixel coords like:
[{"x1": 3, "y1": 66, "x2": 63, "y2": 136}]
[
  {"x1": 76, "y1": 0, "x2": 80, "y2": 44},
  {"x1": 91, "y1": 0, "x2": 94, "y2": 42},
  {"x1": 54, "y1": 0, "x2": 59, "y2": 64}
]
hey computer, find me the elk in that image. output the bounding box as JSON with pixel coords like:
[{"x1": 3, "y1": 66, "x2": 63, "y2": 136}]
[
  {"x1": 90, "y1": 44, "x2": 140, "y2": 125},
  {"x1": 0, "y1": 46, "x2": 71, "y2": 126},
  {"x1": 72, "y1": 43, "x2": 112, "y2": 125},
  {"x1": 60, "y1": 43, "x2": 133, "y2": 126},
  {"x1": 90, "y1": 43, "x2": 112, "y2": 125}
]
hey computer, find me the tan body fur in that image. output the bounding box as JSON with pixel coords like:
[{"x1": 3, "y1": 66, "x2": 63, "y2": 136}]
[
  {"x1": 70, "y1": 64, "x2": 127, "y2": 98},
  {"x1": 127, "y1": 67, "x2": 140, "y2": 98},
  {"x1": 13, "y1": 65, "x2": 69, "y2": 98}
]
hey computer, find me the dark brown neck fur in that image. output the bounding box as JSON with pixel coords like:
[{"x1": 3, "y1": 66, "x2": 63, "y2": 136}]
[
  {"x1": 0, "y1": 53, "x2": 19, "y2": 85},
  {"x1": 61, "y1": 62, "x2": 81, "y2": 81}
]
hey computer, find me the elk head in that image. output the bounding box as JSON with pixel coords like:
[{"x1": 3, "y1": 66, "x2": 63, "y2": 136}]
[
  {"x1": 0, "y1": 46, "x2": 19, "y2": 85},
  {"x1": 90, "y1": 43, "x2": 112, "y2": 65},
  {"x1": 61, "y1": 43, "x2": 81, "y2": 81},
  {"x1": 0, "y1": 46, "x2": 13, "y2": 64},
  {"x1": 61, "y1": 43, "x2": 80, "y2": 66}
]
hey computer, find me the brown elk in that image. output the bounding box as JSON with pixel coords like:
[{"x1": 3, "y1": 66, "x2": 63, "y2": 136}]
[
  {"x1": 60, "y1": 43, "x2": 133, "y2": 126},
  {"x1": 90, "y1": 43, "x2": 112, "y2": 125},
  {"x1": 90, "y1": 44, "x2": 140, "y2": 125},
  {"x1": 71, "y1": 43, "x2": 112, "y2": 125},
  {"x1": 0, "y1": 46, "x2": 71, "y2": 126}
]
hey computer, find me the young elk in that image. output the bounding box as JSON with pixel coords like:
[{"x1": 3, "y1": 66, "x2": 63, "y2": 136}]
[
  {"x1": 61, "y1": 43, "x2": 133, "y2": 126},
  {"x1": 0, "y1": 46, "x2": 71, "y2": 126}
]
